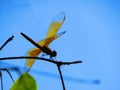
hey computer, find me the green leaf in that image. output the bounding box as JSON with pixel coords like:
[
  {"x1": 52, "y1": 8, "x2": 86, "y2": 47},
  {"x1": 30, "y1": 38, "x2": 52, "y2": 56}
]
[{"x1": 10, "y1": 72, "x2": 37, "y2": 90}]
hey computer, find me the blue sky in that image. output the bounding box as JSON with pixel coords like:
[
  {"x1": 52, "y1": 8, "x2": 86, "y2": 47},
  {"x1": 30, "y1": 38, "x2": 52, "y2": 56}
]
[{"x1": 0, "y1": 0, "x2": 120, "y2": 90}]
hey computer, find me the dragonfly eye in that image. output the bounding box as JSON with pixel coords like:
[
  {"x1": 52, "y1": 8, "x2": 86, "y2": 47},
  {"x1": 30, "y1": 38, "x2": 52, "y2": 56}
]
[{"x1": 51, "y1": 50, "x2": 57, "y2": 57}]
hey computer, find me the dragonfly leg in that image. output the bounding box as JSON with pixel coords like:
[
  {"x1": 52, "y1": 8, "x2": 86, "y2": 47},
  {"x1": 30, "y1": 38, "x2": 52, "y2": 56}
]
[
  {"x1": 41, "y1": 53, "x2": 47, "y2": 58},
  {"x1": 50, "y1": 57, "x2": 57, "y2": 61},
  {"x1": 53, "y1": 57, "x2": 57, "y2": 61}
]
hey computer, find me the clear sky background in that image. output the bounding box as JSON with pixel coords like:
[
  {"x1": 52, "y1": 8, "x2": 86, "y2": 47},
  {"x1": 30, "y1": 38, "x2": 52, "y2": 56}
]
[{"x1": 0, "y1": 0, "x2": 120, "y2": 90}]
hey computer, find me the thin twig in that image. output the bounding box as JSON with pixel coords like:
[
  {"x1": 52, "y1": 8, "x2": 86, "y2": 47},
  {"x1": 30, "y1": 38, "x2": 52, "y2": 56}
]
[
  {"x1": 0, "y1": 56, "x2": 82, "y2": 65},
  {"x1": 0, "y1": 67, "x2": 21, "y2": 90},
  {"x1": 0, "y1": 68, "x2": 14, "y2": 82},
  {"x1": 0, "y1": 72, "x2": 3, "y2": 90},
  {"x1": 57, "y1": 64, "x2": 66, "y2": 90},
  {"x1": 0, "y1": 35, "x2": 14, "y2": 51}
]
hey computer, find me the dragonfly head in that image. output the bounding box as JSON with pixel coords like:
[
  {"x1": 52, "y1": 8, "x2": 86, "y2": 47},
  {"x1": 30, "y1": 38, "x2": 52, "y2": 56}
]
[{"x1": 50, "y1": 50, "x2": 57, "y2": 58}]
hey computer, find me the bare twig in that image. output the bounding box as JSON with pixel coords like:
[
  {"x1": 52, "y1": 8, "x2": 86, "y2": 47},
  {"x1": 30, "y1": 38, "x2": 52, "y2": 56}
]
[
  {"x1": 0, "y1": 35, "x2": 14, "y2": 51},
  {"x1": 0, "y1": 72, "x2": 3, "y2": 90},
  {"x1": 0, "y1": 68, "x2": 14, "y2": 82},
  {"x1": 0, "y1": 56, "x2": 82, "y2": 65},
  {"x1": 0, "y1": 56, "x2": 82, "y2": 90},
  {"x1": 57, "y1": 64, "x2": 66, "y2": 90},
  {"x1": 0, "y1": 68, "x2": 15, "y2": 90}
]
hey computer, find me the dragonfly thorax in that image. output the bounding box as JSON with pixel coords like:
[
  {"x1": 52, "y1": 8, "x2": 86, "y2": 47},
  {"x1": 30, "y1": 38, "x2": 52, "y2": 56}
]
[{"x1": 42, "y1": 46, "x2": 57, "y2": 58}]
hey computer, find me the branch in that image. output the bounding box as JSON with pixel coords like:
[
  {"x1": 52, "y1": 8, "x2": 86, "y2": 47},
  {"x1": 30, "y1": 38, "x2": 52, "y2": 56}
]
[
  {"x1": 0, "y1": 56, "x2": 82, "y2": 66},
  {"x1": 57, "y1": 64, "x2": 66, "y2": 90},
  {"x1": 0, "y1": 72, "x2": 3, "y2": 90},
  {"x1": 0, "y1": 68, "x2": 14, "y2": 82},
  {"x1": 0, "y1": 56, "x2": 82, "y2": 90},
  {"x1": 0, "y1": 35, "x2": 14, "y2": 51}
]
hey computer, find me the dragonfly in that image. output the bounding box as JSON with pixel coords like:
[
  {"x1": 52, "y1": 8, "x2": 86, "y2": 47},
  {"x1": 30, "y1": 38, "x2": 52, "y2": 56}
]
[{"x1": 21, "y1": 12, "x2": 66, "y2": 71}]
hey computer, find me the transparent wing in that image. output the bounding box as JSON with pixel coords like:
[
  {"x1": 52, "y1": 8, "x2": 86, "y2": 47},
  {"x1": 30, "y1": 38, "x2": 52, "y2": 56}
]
[
  {"x1": 46, "y1": 12, "x2": 65, "y2": 38},
  {"x1": 26, "y1": 39, "x2": 45, "y2": 69},
  {"x1": 38, "y1": 31, "x2": 66, "y2": 46}
]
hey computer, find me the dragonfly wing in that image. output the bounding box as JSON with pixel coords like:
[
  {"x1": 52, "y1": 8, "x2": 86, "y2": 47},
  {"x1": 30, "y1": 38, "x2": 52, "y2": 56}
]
[
  {"x1": 26, "y1": 48, "x2": 41, "y2": 68},
  {"x1": 25, "y1": 12, "x2": 66, "y2": 70},
  {"x1": 46, "y1": 12, "x2": 66, "y2": 38},
  {"x1": 38, "y1": 31, "x2": 66, "y2": 46},
  {"x1": 26, "y1": 39, "x2": 46, "y2": 69}
]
